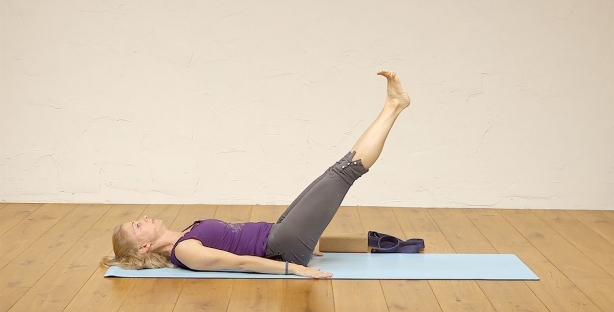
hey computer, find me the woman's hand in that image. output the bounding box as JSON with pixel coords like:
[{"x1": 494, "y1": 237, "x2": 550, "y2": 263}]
[{"x1": 290, "y1": 263, "x2": 332, "y2": 279}]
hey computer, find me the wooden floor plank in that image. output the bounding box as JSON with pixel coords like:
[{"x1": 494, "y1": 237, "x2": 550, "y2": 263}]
[
  {"x1": 141, "y1": 204, "x2": 184, "y2": 228},
  {"x1": 393, "y1": 208, "x2": 454, "y2": 254},
  {"x1": 429, "y1": 280, "x2": 496, "y2": 312},
  {"x1": 333, "y1": 280, "x2": 389, "y2": 312},
  {"x1": 323, "y1": 206, "x2": 364, "y2": 236},
  {"x1": 568, "y1": 277, "x2": 614, "y2": 312},
  {"x1": 67, "y1": 266, "x2": 136, "y2": 312},
  {"x1": 63, "y1": 204, "x2": 147, "y2": 312},
  {"x1": 9, "y1": 204, "x2": 124, "y2": 312},
  {"x1": 533, "y1": 209, "x2": 614, "y2": 277},
  {"x1": 428, "y1": 208, "x2": 495, "y2": 254},
  {"x1": 493, "y1": 209, "x2": 602, "y2": 312},
  {"x1": 0, "y1": 203, "x2": 44, "y2": 236},
  {"x1": 280, "y1": 280, "x2": 334, "y2": 312},
  {"x1": 500, "y1": 209, "x2": 609, "y2": 279},
  {"x1": 116, "y1": 205, "x2": 185, "y2": 312},
  {"x1": 169, "y1": 204, "x2": 218, "y2": 232},
  {"x1": 434, "y1": 208, "x2": 546, "y2": 312},
  {"x1": 0, "y1": 203, "x2": 76, "y2": 269},
  {"x1": 174, "y1": 279, "x2": 234, "y2": 311},
  {"x1": 0, "y1": 203, "x2": 8, "y2": 210},
  {"x1": 117, "y1": 279, "x2": 185, "y2": 312},
  {"x1": 0, "y1": 204, "x2": 608, "y2": 312},
  {"x1": 530, "y1": 209, "x2": 614, "y2": 308},
  {"x1": 226, "y1": 279, "x2": 283, "y2": 312},
  {"x1": 462, "y1": 209, "x2": 550, "y2": 264},
  {"x1": 214, "y1": 205, "x2": 253, "y2": 223},
  {"x1": 427, "y1": 209, "x2": 496, "y2": 312},
  {"x1": 526, "y1": 264, "x2": 602, "y2": 312},
  {"x1": 325, "y1": 206, "x2": 363, "y2": 236},
  {"x1": 602, "y1": 210, "x2": 614, "y2": 220},
  {"x1": 462, "y1": 209, "x2": 551, "y2": 312},
  {"x1": 468, "y1": 208, "x2": 603, "y2": 311},
  {"x1": 358, "y1": 207, "x2": 441, "y2": 311},
  {"x1": 566, "y1": 210, "x2": 614, "y2": 245},
  {"x1": 358, "y1": 206, "x2": 405, "y2": 238},
  {"x1": 250, "y1": 205, "x2": 286, "y2": 223},
  {"x1": 381, "y1": 279, "x2": 442, "y2": 312},
  {"x1": 1, "y1": 204, "x2": 105, "y2": 312}
]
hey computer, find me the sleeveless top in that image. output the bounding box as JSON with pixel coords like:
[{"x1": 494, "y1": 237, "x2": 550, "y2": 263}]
[{"x1": 169, "y1": 219, "x2": 274, "y2": 269}]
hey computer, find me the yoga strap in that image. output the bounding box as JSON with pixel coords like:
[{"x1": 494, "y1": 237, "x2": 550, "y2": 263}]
[{"x1": 367, "y1": 231, "x2": 425, "y2": 254}]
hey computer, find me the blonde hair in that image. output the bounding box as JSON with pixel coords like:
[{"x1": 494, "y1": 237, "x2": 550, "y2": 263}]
[{"x1": 100, "y1": 225, "x2": 174, "y2": 270}]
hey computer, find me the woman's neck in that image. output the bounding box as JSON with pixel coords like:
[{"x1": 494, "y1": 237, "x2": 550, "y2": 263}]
[{"x1": 152, "y1": 230, "x2": 185, "y2": 253}]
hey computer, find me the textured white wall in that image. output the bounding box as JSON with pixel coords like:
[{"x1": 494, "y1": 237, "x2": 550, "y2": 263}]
[{"x1": 1, "y1": 1, "x2": 612, "y2": 209}]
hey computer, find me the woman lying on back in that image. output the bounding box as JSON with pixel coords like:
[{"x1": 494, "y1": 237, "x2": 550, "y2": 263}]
[{"x1": 100, "y1": 70, "x2": 411, "y2": 278}]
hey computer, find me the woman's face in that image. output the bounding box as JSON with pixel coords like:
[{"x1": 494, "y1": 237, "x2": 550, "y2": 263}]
[{"x1": 122, "y1": 215, "x2": 163, "y2": 251}]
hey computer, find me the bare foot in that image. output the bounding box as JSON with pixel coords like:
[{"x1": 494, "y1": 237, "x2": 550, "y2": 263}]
[{"x1": 377, "y1": 70, "x2": 410, "y2": 110}]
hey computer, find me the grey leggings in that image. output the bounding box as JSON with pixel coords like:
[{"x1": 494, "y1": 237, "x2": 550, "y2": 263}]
[{"x1": 265, "y1": 151, "x2": 368, "y2": 266}]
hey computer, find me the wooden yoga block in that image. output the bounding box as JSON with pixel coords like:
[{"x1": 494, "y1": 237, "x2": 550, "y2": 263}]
[{"x1": 319, "y1": 233, "x2": 368, "y2": 253}]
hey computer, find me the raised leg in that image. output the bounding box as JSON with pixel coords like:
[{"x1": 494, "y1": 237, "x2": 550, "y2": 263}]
[
  {"x1": 276, "y1": 71, "x2": 410, "y2": 222},
  {"x1": 275, "y1": 171, "x2": 327, "y2": 223},
  {"x1": 350, "y1": 70, "x2": 410, "y2": 169},
  {"x1": 267, "y1": 71, "x2": 411, "y2": 265}
]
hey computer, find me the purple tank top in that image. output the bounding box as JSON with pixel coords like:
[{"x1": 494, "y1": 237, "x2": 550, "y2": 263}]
[{"x1": 169, "y1": 219, "x2": 273, "y2": 269}]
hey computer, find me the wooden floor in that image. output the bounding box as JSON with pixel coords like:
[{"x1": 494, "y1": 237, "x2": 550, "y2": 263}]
[{"x1": 0, "y1": 204, "x2": 612, "y2": 311}]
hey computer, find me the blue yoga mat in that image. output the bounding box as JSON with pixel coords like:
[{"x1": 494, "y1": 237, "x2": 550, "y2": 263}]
[{"x1": 105, "y1": 253, "x2": 539, "y2": 280}]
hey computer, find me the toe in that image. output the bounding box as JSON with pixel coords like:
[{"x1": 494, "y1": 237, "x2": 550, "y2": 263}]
[{"x1": 377, "y1": 70, "x2": 397, "y2": 79}]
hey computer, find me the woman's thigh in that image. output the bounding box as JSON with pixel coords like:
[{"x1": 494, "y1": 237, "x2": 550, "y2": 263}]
[{"x1": 266, "y1": 152, "x2": 367, "y2": 265}]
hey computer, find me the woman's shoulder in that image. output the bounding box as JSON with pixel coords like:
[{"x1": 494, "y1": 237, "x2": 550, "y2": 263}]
[
  {"x1": 176, "y1": 237, "x2": 202, "y2": 246},
  {"x1": 174, "y1": 238, "x2": 204, "y2": 254}
]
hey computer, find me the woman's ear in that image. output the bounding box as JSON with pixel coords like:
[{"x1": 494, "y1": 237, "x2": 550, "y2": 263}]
[{"x1": 138, "y1": 243, "x2": 151, "y2": 254}]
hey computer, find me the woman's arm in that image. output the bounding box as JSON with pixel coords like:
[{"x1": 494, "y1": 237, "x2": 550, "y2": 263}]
[{"x1": 174, "y1": 239, "x2": 332, "y2": 278}]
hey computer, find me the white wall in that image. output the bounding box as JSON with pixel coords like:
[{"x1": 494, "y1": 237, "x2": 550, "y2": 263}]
[{"x1": 1, "y1": 0, "x2": 612, "y2": 209}]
